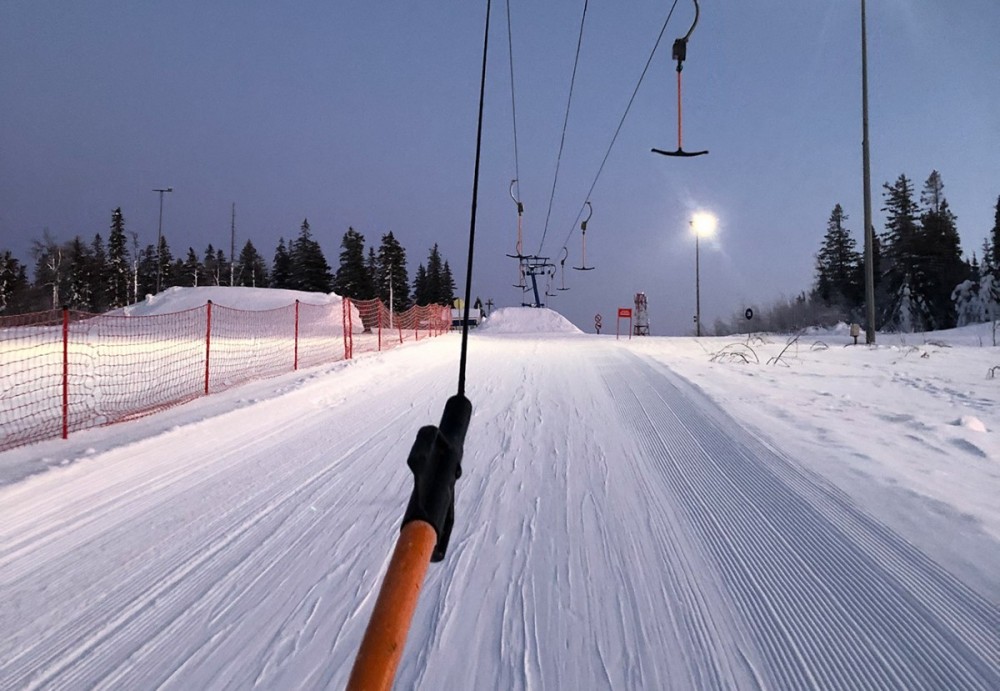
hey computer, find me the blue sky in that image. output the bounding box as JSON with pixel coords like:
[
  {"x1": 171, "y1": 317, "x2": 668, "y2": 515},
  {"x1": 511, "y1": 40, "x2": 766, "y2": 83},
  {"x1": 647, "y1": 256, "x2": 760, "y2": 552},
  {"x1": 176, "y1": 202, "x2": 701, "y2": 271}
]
[{"x1": 2, "y1": 1, "x2": 998, "y2": 333}]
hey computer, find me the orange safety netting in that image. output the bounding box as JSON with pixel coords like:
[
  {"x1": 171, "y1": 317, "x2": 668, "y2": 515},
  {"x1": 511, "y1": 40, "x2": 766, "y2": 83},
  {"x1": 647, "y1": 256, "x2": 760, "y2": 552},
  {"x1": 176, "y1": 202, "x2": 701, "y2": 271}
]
[{"x1": 0, "y1": 297, "x2": 451, "y2": 452}]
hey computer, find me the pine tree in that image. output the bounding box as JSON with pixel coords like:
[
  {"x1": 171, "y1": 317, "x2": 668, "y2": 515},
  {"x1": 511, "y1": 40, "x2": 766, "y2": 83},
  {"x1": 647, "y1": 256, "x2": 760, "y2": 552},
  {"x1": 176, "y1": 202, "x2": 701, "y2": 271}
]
[
  {"x1": 990, "y1": 194, "x2": 1000, "y2": 271},
  {"x1": 215, "y1": 248, "x2": 228, "y2": 286},
  {"x1": 65, "y1": 236, "x2": 94, "y2": 310},
  {"x1": 290, "y1": 219, "x2": 333, "y2": 292},
  {"x1": 90, "y1": 234, "x2": 108, "y2": 311},
  {"x1": 0, "y1": 250, "x2": 30, "y2": 314},
  {"x1": 983, "y1": 238, "x2": 997, "y2": 277},
  {"x1": 180, "y1": 248, "x2": 202, "y2": 287},
  {"x1": 271, "y1": 238, "x2": 292, "y2": 289},
  {"x1": 375, "y1": 231, "x2": 410, "y2": 310},
  {"x1": 881, "y1": 174, "x2": 931, "y2": 331},
  {"x1": 156, "y1": 234, "x2": 175, "y2": 291},
  {"x1": 814, "y1": 204, "x2": 861, "y2": 310},
  {"x1": 365, "y1": 248, "x2": 378, "y2": 300},
  {"x1": 334, "y1": 227, "x2": 371, "y2": 299},
  {"x1": 413, "y1": 263, "x2": 428, "y2": 304},
  {"x1": 441, "y1": 260, "x2": 456, "y2": 304},
  {"x1": 236, "y1": 240, "x2": 269, "y2": 287},
  {"x1": 425, "y1": 244, "x2": 444, "y2": 304},
  {"x1": 107, "y1": 207, "x2": 130, "y2": 308},
  {"x1": 919, "y1": 171, "x2": 966, "y2": 329},
  {"x1": 138, "y1": 245, "x2": 157, "y2": 298},
  {"x1": 203, "y1": 244, "x2": 219, "y2": 286}
]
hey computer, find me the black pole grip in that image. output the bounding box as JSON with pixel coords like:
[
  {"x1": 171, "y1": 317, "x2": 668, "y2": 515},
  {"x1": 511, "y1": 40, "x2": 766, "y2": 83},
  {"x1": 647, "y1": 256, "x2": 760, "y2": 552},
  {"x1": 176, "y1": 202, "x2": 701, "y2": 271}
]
[{"x1": 401, "y1": 395, "x2": 473, "y2": 561}]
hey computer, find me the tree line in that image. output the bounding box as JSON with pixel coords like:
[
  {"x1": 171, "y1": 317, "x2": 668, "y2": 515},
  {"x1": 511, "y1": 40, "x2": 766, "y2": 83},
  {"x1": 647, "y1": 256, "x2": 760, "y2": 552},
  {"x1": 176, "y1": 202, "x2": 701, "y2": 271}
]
[
  {"x1": 714, "y1": 172, "x2": 1000, "y2": 335},
  {"x1": 0, "y1": 211, "x2": 457, "y2": 315}
]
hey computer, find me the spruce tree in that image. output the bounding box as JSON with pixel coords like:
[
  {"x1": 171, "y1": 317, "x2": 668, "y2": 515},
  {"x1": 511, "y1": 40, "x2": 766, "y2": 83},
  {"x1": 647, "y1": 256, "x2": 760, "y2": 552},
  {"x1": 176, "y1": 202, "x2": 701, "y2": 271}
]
[
  {"x1": 107, "y1": 207, "x2": 130, "y2": 308},
  {"x1": 90, "y1": 234, "x2": 108, "y2": 311},
  {"x1": 215, "y1": 248, "x2": 228, "y2": 286},
  {"x1": 181, "y1": 248, "x2": 202, "y2": 287},
  {"x1": 990, "y1": 194, "x2": 1000, "y2": 270},
  {"x1": 814, "y1": 204, "x2": 860, "y2": 309},
  {"x1": 983, "y1": 238, "x2": 997, "y2": 276},
  {"x1": 881, "y1": 174, "x2": 931, "y2": 331},
  {"x1": 334, "y1": 227, "x2": 370, "y2": 298},
  {"x1": 156, "y1": 234, "x2": 175, "y2": 291},
  {"x1": 65, "y1": 236, "x2": 94, "y2": 310},
  {"x1": 271, "y1": 238, "x2": 292, "y2": 289},
  {"x1": 137, "y1": 245, "x2": 157, "y2": 297},
  {"x1": 364, "y1": 248, "x2": 378, "y2": 300},
  {"x1": 441, "y1": 260, "x2": 456, "y2": 304},
  {"x1": 236, "y1": 239, "x2": 269, "y2": 287},
  {"x1": 203, "y1": 244, "x2": 219, "y2": 286},
  {"x1": 919, "y1": 171, "x2": 965, "y2": 329},
  {"x1": 413, "y1": 263, "x2": 428, "y2": 304},
  {"x1": 426, "y1": 244, "x2": 443, "y2": 304},
  {"x1": 375, "y1": 231, "x2": 411, "y2": 310},
  {"x1": 0, "y1": 250, "x2": 29, "y2": 314},
  {"x1": 290, "y1": 219, "x2": 333, "y2": 292}
]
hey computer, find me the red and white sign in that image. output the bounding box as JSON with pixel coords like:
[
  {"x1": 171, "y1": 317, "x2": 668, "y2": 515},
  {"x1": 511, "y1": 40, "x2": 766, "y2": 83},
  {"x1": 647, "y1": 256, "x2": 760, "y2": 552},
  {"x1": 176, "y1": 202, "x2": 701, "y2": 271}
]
[{"x1": 616, "y1": 308, "x2": 632, "y2": 340}]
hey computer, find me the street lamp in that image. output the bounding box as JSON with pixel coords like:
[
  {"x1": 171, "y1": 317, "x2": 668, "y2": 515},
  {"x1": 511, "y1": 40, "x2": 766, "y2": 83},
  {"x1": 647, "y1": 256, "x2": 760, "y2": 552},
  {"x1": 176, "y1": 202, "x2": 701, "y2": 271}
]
[
  {"x1": 153, "y1": 187, "x2": 173, "y2": 293},
  {"x1": 860, "y1": 0, "x2": 876, "y2": 344},
  {"x1": 690, "y1": 212, "x2": 717, "y2": 337}
]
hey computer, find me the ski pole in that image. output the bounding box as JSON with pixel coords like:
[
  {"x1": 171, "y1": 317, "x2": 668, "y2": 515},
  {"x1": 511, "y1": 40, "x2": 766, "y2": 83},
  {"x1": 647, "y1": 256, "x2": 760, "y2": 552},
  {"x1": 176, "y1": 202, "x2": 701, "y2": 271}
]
[{"x1": 347, "y1": 394, "x2": 472, "y2": 691}]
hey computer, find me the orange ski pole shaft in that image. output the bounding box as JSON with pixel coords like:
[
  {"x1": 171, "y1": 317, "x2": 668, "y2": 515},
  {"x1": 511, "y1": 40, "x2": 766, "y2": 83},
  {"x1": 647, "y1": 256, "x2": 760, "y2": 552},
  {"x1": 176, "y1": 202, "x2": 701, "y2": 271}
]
[
  {"x1": 347, "y1": 394, "x2": 472, "y2": 690},
  {"x1": 347, "y1": 520, "x2": 437, "y2": 691}
]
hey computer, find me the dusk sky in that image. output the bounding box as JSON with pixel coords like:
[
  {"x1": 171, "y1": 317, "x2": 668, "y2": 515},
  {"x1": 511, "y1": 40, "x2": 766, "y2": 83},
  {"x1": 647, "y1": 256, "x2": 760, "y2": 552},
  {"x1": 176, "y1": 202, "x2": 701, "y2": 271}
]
[{"x1": 2, "y1": 1, "x2": 998, "y2": 333}]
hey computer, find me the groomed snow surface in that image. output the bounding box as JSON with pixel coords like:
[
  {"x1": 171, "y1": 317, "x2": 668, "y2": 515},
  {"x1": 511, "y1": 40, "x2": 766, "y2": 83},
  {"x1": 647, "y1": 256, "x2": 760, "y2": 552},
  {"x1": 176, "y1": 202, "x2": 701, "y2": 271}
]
[{"x1": 1, "y1": 292, "x2": 998, "y2": 689}]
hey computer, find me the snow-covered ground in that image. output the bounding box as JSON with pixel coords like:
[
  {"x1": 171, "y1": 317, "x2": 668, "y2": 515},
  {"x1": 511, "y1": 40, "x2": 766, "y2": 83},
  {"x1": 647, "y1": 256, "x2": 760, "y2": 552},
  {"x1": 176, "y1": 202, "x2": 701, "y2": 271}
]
[{"x1": 1, "y1": 292, "x2": 997, "y2": 688}]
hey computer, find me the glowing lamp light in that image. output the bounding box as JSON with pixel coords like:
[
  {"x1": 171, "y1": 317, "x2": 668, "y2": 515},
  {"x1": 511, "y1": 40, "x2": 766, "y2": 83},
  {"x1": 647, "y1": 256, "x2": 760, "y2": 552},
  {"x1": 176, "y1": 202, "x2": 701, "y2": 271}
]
[{"x1": 691, "y1": 212, "x2": 717, "y2": 238}]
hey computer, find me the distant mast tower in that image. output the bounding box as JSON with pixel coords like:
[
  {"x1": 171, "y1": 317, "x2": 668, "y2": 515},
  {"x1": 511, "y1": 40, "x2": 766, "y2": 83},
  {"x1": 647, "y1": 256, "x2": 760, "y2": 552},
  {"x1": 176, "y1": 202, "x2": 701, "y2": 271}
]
[{"x1": 634, "y1": 292, "x2": 650, "y2": 336}]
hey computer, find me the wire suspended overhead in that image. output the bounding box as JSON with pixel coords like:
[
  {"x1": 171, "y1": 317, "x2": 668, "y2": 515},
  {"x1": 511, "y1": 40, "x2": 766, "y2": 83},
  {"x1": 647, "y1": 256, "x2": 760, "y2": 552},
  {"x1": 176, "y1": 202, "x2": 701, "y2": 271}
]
[
  {"x1": 548, "y1": 0, "x2": 682, "y2": 259},
  {"x1": 536, "y1": 0, "x2": 591, "y2": 256}
]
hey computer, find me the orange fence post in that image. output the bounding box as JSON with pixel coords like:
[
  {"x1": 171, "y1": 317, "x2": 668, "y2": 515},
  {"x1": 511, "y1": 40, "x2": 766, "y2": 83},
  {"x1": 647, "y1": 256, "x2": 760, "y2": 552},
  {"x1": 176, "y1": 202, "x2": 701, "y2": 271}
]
[
  {"x1": 61, "y1": 307, "x2": 69, "y2": 440},
  {"x1": 204, "y1": 301, "x2": 213, "y2": 395},
  {"x1": 294, "y1": 299, "x2": 300, "y2": 371}
]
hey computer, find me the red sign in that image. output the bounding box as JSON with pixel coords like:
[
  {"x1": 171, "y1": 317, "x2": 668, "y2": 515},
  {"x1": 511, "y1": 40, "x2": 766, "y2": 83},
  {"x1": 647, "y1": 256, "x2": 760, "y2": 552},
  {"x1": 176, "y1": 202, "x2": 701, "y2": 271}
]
[{"x1": 618, "y1": 308, "x2": 632, "y2": 318}]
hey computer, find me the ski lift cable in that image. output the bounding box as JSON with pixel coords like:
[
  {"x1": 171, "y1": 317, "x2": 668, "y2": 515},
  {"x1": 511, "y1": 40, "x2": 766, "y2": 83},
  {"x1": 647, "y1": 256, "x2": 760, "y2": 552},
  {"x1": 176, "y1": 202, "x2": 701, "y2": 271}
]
[
  {"x1": 536, "y1": 0, "x2": 591, "y2": 256},
  {"x1": 347, "y1": 1, "x2": 489, "y2": 687},
  {"x1": 506, "y1": 0, "x2": 522, "y2": 204},
  {"x1": 545, "y1": 0, "x2": 681, "y2": 258}
]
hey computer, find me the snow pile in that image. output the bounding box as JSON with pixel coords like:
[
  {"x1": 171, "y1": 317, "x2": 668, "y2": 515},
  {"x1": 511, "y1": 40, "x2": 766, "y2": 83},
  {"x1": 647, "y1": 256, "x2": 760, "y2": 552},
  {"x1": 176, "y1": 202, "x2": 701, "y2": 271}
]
[
  {"x1": 956, "y1": 416, "x2": 987, "y2": 433},
  {"x1": 118, "y1": 286, "x2": 343, "y2": 317},
  {"x1": 478, "y1": 306, "x2": 583, "y2": 334}
]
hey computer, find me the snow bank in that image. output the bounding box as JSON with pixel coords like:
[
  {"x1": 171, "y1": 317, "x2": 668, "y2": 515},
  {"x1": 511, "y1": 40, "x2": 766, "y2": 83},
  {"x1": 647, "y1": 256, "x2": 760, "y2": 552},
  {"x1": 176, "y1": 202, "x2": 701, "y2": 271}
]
[
  {"x1": 117, "y1": 286, "x2": 343, "y2": 316},
  {"x1": 478, "y1": 307, "x2": 583, "y2": 334}
]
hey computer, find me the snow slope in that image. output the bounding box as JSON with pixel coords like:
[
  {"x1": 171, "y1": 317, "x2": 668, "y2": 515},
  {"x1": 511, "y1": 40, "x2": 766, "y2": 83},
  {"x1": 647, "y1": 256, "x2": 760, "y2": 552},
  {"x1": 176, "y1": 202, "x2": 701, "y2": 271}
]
[{"x1": 0, "y1": 294, "x2": 997, "y2": 688}]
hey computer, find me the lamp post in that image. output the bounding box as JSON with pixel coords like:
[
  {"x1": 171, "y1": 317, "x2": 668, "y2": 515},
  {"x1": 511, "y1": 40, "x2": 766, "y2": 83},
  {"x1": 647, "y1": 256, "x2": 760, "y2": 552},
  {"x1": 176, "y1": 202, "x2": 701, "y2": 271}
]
[
  {"x1": 153, "y1": 187, "x2": 173, "y2": 293},
  {"x1": 690, "y1": 212, "x2": 717, "y2": 337},
  {"x1": 861, "y1": 0, "x2": 876, "y2": 344}
]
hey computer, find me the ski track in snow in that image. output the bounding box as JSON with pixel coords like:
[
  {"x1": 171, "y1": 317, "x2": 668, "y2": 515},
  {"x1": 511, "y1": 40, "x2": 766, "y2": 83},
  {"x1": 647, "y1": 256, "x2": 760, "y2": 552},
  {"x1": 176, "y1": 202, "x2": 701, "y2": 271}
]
[{"x1": 1, "y1": 335, "x2": 997, "y2": 689}]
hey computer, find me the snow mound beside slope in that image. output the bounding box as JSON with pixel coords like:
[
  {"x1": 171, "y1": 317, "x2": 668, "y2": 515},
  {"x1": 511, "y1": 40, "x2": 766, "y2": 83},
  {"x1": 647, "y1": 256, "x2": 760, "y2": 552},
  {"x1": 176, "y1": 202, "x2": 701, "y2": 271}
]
[{"x1": 478, "y1": 307, "x2": 582, "y2": 334}]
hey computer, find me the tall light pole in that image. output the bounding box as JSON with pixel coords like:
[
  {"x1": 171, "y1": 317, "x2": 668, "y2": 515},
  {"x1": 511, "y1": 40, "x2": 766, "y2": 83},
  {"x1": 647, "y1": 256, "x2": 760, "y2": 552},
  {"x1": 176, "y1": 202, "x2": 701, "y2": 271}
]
[
  {"x1": 691, "y1": 212, "x2": 717, "y2": 337},
  {"x1": 153, "y1": 187, "x2": 173, "y2": 293},
  {"x1": 861, "y1": 0, "x2": 876, "y2": 344}
]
